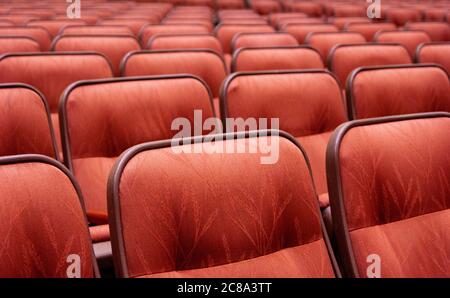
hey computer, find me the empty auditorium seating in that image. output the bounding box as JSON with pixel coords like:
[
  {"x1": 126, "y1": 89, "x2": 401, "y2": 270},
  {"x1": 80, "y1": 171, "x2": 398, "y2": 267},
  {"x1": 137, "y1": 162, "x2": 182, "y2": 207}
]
[
  {"x1": 146, "y1": 33, "x2": 223, "y2": 54},
  {"x1": 231, "y1": 32, "x2": 298, "y2": 52},
  {"x1": 386, "y1": 8, "x2": 422, "y2": 26},
  {"x1": 220, "y1": 70, "x2": 347, "y2": 208},
  {"x1": 26, "y1": 20, "x2": 87, "y2": 37},
  {"x1": 373, "y1": 30, "x2": 432, "y2": 58},
  {"x1": 51, "y1": 35, "x2": 141, "y2": 76},
  {"x1": 281, "y1": 24, "x2": 339, "y2": 43},
  {"x1": 344, "y1": 22, "x2": 397, "y2": 41},
  {"x1": 328, "y1": 43, "x2": 412, "y2": 86},
  {"x1": 329, "y1": 17, "x2": 371, "y2": 30},
  {"x1": 231, "y1": 46, "x2": 324, "y2": 72},
  {"x1": 305, "y1": 32, "x2": 366, "y2": 66},
  {"x1": 0, "y1": 36, "x2": 40, "y2": 54},
  {"x1": 108, "y1": 132, "x2": 340, "y2": 277},
  {"x1": 0, "y1": 84, "x2": 57, "y2": 159},
  {"x1": 60, "y1": 75, "x2": 215, "y2": 223},
  {"x1": 60, "y1": 25, "x2": 134, "y2": 36},
  {"x1": 346, "y1": 64, "x2": 450, "y2": 119},
  {"x1": 0, "y1": 154, "x2": 98, "y2": 278},
  {"x1": 416, "y1": 42, "x2": 450, "y2": 74},
  {"x1": 140, "y1": 24, "x2": 210, "y2": 47},
  {"x1": 405, "y1": 22, "x2": 450, "y2": 42},
  {"x1": 327, "y1": 112, "x2": 450, "y2": 277},
  {"x1": 268, "y1": 12, "x2": 308, "y2": 27},
  {"x1": 0, "y1": 27, "x2": 52, "y2": 51},
  {"x1": 98, "y1": 19, "x2": 151, "y2": 36}
]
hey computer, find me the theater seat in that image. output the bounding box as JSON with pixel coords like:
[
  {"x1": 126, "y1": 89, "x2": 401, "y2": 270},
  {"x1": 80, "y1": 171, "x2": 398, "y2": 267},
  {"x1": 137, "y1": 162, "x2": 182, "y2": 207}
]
[
  {"x1": 98, "y1": 19, "x2": 151, "y2": 36},
  {"x1": 220, "y1": 70, "x2": 347, "y2": 208},
  {"x1": 231, "y1": 32, "x2": 298, "y2": 52},
  {"x1": 0, "y1": 36, "x2": 40, "y2": 54},
  {"x1": 327, "y1": 112, "x2": 450, "y2": 277},
  {"x1": 0, "y1": 154, "x2": 98, "y2": 277},
  {"x1": 108, "y1": 131, "x2": 340, "y2": 277},
  {"x1": 344, "y1": 22, "x2": 397, "y2": 41},
  {"x1": 281, "y1": 24, "x2": 339, "y2": 43},
  {"x1": 373, "y1": 30, "x2": 431, "y2": 58},
  {"x1": 0, "y1": 83, "x2": 58, "y2": 159},
  {"x1": 231, "y1": 46, "x2": 324, "y2": 72},
  {"x1": 405, "y1": 22, "x2": 450, "y2": 42},
  {"x1": 140, "y1": 24, "x2": 210, "y2": 47},
  {"x1": 416, "y1": 42, "x2": 450, "y2": 74},
  {"x1": 146, "y1": 33, "x2": 223, "y2": 55},
  {"x1": 26, "y1": 20, "x2": 87, "y2": 37},
  {"x1": 60, "y1": 25, "x2": 134, "y2": 36},
  {"x1": 328, "y1": 43, "x2": 412, "y2": 86},
  {"x1": 0, "y1": 27, "x2": 52, "y2": 51},
  {"x1": 347, "y1": 64, "x2": 450, "y2": 119},
  {"x1": 60, "y1": 75, "x2": 216, "y2": 224}
]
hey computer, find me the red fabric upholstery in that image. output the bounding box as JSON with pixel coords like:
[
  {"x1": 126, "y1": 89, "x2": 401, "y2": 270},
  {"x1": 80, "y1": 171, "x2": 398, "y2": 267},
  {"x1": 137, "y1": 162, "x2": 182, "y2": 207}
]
[
  {"x1": 329, "y1": 115, "x2": 450, "y2": 277},
  {"x1": 374, "y1": 31, "x2": 431, "y2": 58},
  {"x1": 0, "y1": 157, "x2": 96, "y2": 277},
  {"x1": 344, "y1": 23, "x2": 397, "y2": 41},
  {"x1": 305, "y1": 32, "x2": 366, "y2": 66},
  {"x1": 109, "y1": 135, "x2": 336, "y2": 278},
  {"x1": 215, "y1": 24, "x2": 275, "y2": 54},
  {"x1": 386, "y1": 8, "x2": 422, "y2": 26},
  {"x1": 329, "y1": 44, "x2": 412, "y2": 86},
  {"x1": 222, "y1": 71, "x2": 346, "y2": 206},
  {"x1": 0, "y1": 85, "x2": 56, "y2": 159},
  {"x1": 60, "y1": 25, "x2": 134, "y2": 36},
  {"x1": 405, "y1": 22, "x2": 450, "y2": 42},
  {"x1": 52, "y1": 35, "x2": 140, "y2": 76},
  {"x1": 0, "y1": 36, "x2": 40, "y2": 54},
  {"x1": 26, "y1": 20, "x2": 87, "y2": 37},
  {"x1": 329, "y1": 17, "x2": 371, "y2": 30},
  {"x1": 89, "y1": 224, "x2": 110, "y2": 243},
  {"x1": 0, "y1": 27, "x2": 52, "y2": 51},
  {"x1": 232, "y1": 46, "x2": 324, "y2": 72},
  {"x1": 416, "y1": 43, "x2": 450, "y2": 74},
  {"x1": 232, "y1": 32, "x2": 298, "y2": 52},
  {"x1": 268, "y1": 12, "x2": 308, "y2": 27},
  {"x1": 62, "y1": 76, "x2": 215, "y2": 218},
  {"x1": 282, "y1": 24, "x2": 338, "y2": 43},
  {"x1": 147, "y1": 34, "x2": 223, "y2": 54},
  {"x1": 140, "y1": 24, "x2": 210, "y2": 47},
  {"x1": 98, "y1": 19, "x2": 151, "y2": 36},
  {"x1": 348, "y1": 65, "x2": 450, "y2": 119}
]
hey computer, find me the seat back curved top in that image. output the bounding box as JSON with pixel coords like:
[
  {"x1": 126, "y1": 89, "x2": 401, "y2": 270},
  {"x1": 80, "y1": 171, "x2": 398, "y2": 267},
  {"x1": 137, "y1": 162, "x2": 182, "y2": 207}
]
[
  {"x1": 26, "y1": 19, "x2": 87, "y2": 37},
  {"x1": 344, "y1": 22, "x2": 397, "y2": 41},
  {"x1": 60, "y1": 74, "x2": 216, "y2": 220},
  {"x1": 328, "y1": 43, "x2": 412, "y2": 86},
  {"x1": 108, "y1": 131, "x2": 340, "y2": 278},
  {"x1": 346, "y1": 64, "x2": 450, "y2": 120},
  {"x1": 146, "y1": 33, "x2": 223, "y2": 53},
  {"x1": 231, "y1": 45, "x2": 324, "y2": 72},
  {"x1": 214, "y1": 24, "x2": 275, "y2": 54},
  {"x1": 0, "y1": 154, "x2": 98, "y2": 278},
  {"x1": 415, "y1": 42, "x2": 450, "y2": 74},
  {"x1": 373, "y1": 30, "x2": 432, "y2": 58},
  {"x1": 231, "y1": 32, "x2": 298, "y2": 52},
  {"x1": 98, "y1": 19, "x2": 151, "y2": 36},
  {"x1": 405, "y1": 22, "x2": 450, "y2": 42},
  {"x1": 0, "y1": 26, "x2": 52, "y2": 50},
  {"x1": 281, "y1": 23, "x2": 339, "y2": 43},
  {"x1": 0, "y1": 36, "x2": 41, "y2": 54},
  {"x1": 60, "y1": 25, "x2": 134, "y2": 36},
  {"x1": 139, "y1": 24, "x2": 211, "y2": 47},
  {"x1": 327, "y1": 112, "x2": 450, "y2": 277}
]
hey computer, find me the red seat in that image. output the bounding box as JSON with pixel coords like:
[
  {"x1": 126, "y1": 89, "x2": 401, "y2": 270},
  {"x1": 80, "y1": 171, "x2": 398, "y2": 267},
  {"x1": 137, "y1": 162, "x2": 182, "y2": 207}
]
[
  {"x1": 231, "y1": 32, "x2": 298, "y2": 52},
  {"x1": 373, "y1": 30, "x2": 431, "y2": 58},
  {"x1": 0, "y1": 27, "x2": 52, "y2": 50},
  {"x1": 26, "y1": 20, "x2": 87, "y2": 37},
  {"x1": 0, "y1": 36, "x2": 40, "y2": 54},
  {"x1": 405, "y1": 22, "x2": 450, "y2": 42},
  {"x1": 140, "y1": 24, "x2": 210, "y2": 47},
  {"x1": 52, "y1": 35, "x2": 140, "y2": 76},
  {"x1": 416, "y1": 42, "x2": 450, "y2": 74},
  {"x1": 0, "y1": 155, "x2": 98, "y2": 277},
  {"x1": 329, "y1": 17, "x2": 371, "y2": 30},
  {"x1": 231, "y1": 46, "x2": 324, "y2": 72},
  {"x1": 60, "y1": 75, "x2": 215, "y2": 223},
  {"x1": 108, "y1": 132, "x2": 340, "y2": 277},
  {"x1": 220, "y1": 70, "x2": 347, "y2": 208},
  {"x1": 60, "y1": 25, "x2": 134, "y2": 37},
  {"x1": 386, "y1": 8, "x2": 422, "y2": 26},
  {"x1": 327, "y1": 112, "x2": 450, "y2": 277},
  {"x1": 146, "y1": 33, "x2": 223, "y2": 55},
  {"x1": 281, "y1": 23, "x2": 339, "y2": 43},
  {"x1": 344, "y1": 22, "x2": 397, "y2": 41},
  {"x1": 328, "y1": 43, "x2": 412, "y2": 86},
  {"x1": 98, "y1": 19, "x2": 151, "y2": 36},
  {"x1": 347, "y1": 64, "x2": 450, "y2": 119}
]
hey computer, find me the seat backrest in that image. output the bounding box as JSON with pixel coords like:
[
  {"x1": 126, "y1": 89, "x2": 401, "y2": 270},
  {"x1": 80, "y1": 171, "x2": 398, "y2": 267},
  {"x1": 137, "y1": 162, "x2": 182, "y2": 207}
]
[
  {"x1": 0, "y1": 36, "x2": 41, "y2": 54},
  {"x1": 327, "y1": 112, "x2": 450, "y2": 277},
  {"x1": 121, "y1": 49, "x2": 227, "y2": 98},
  {"x1": 305, "y1": 32, "x2": 366, "y2": 66},
  {"x1": 347, "y1": 64, "x2": 450, "y2": 119},
  {"x1": 0, "y1": 155, "x2": 98, "y2": 278},
  {"x1": 416, "y1": 42, "x2": 450, "y2": 74},
  {"x1": 231, "y1": 32, "x2": 298, "y2": 52},
  {"x1": 281, "y1": 24, "x2": 338, "y2": 43},
  {"x1": 0, "y1": 27, "x2": 52, "y2": 50},
  {"x1": 146, "y1": 33, "x2": 223, "y2": 54},
  {"x1": 329, "y1": 43, "x2": 412, "y2": 86},
  {"x1": 344, "y1": 22, "x2": 397, "y2": 41},
  {"x1": 0, "y1": 52, "x2": 113, "y2": 113},
  {"x1": 214, "y1": 24, "x2": 275, "y2": 54},
  {"x1": 386, "y1": 8, "x2": 422, "y2": 26},
  {"x1": 221, "y1": 70, "x2": 346, "y2": 200},
  {"x1": 26, "y1": 20, "x2": 87, "y2": 37},
  {"x1": 231, "y1": 46, "x2": 324, "y2": 72},
  {"x1": 0, "y1": 84, "x2": 57, "y2": 159},
  {"x1": 108, "y1": 131, "x2": 339, "y2": 278},
  {"x1": 405, "y1": 22, "x2": 450, "y2": 42},
  {"x1": 51, "y1": 35, "x2": 140, "y2": 76},
  {"x1": 373, "y1": 30, "x2": 432, "y2": 58},
  {"x1": 60, "y1": 75, "x2": 216, "y2": 214},
  {"x1": 60, "y1": 25, "x2": 134, "y2": 36},
  {"x1": 140, "y1": 24, "x2": 210, "y2": 47},
  {"x1": 98, "y1": 19, "x2": 150, "y2": 36}
]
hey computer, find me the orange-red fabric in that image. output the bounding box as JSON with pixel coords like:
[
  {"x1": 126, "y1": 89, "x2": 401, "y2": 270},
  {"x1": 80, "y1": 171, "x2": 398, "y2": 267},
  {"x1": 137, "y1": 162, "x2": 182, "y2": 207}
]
[
  {"x1": 329, "y1": 17, "x2": 371, "y2": 30},
  {"x1": 345, "y1": 23, "x2": 397, "y2": 41},
  {"x1": 147, "y1": 34, "x2": 223, "y2": 54},
  {"x1": 140, "y1": 24, "x2": 210, "y2": 47},
  {"x1": 0, "y1": 37, "x2": 40, "y2": 54},
  {"x1": 98, "y1": 19, "x2": 151, "y2": 36},
  {"x1": 374, "y1": 31, "x2": 431, "y2": 57},
  {"x1": 60, "y1": 25, "x2": 134, "y2": 36},
  {"x1": 306, "y1": 32, "x2": 366, "y2": 65},
  {"x1": 215, "y1": 24, "x2": 275, "y2": 54},
  {"x1": 0, "y1": 161, "x2": 95, "y2": 277},
  {"x1": 333, "y1": 4, "x2": 366, "y2": 17},
  {"x1": 0, "y1": 86, "x2": 55, "y2": 158},
  {"x1": 338, "y1": 117, "x2": 450, "y2": 277},
  {"x1": 232, "y1": 32, "x2": 298, "y2": 51},
  {"x1": 405, "y1": 22, "x2": 450, "y2": 42},
  {"x1": 350, "y1": 66, "x2": 450, "y2": 119},
  {"x1": 232, "y1": 47, "x2": 324, "y2": 72},
  {"x1": 27, "y1": 20, "x2": 87, "y2": 37},
  {"x1": 89, "y1": 224, "x2": 110, "y2": 243},
  {"x1": 282, "y1": 24, "x2": 338, "y2": 43},
  {"x1": 115, "y1": 137, "x2": 334, "y2": 277},
  {"x1": 0, "y1": 27, "x2": 52, "y2": 51},
  {"x1": 330, "y1": 44, "x2": 412, "y2": 86},
  {"x1": 268, "y1": 12, "x2": 308, "y2": 27},
  {"x1": 386, "y1": 8, "x2": 422, "y2": 26},
  {"x1": 52, "y1": 36, "x2": 140, "y2": 76},
  {"x1": 289, "y1": 2, "x2": 323, "y2": 17},
  {"x1": 64, "y1": 77, "x2": 214, "y2": 214},
  {"x1": 417, "y1": 43, "x2": 450, "y2": 74}
]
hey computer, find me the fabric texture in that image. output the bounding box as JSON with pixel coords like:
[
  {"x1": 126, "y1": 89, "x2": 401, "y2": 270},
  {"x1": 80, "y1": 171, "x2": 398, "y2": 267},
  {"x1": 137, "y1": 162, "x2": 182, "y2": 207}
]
[{"x1": 418, "y1": 44, "x2": 450, "y2": 74}]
